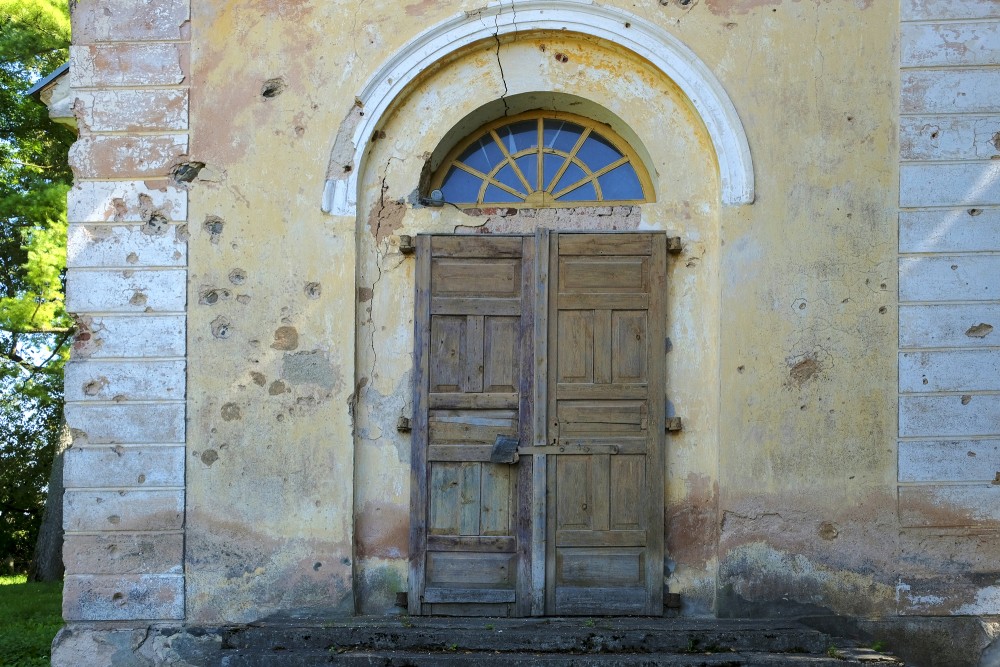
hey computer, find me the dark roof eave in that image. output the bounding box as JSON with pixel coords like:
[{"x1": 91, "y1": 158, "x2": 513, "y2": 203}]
[{"x1": 26, "y1": 62, "x2": 70, "y2": 99}]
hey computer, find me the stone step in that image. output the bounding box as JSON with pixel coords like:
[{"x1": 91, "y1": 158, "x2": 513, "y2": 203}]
[
  {"x1": 221, "y1": 618, "x2": 834, "y2": 656},
  {"x1": 216, "y1": 647, "x2": 902, "y2": 667}
]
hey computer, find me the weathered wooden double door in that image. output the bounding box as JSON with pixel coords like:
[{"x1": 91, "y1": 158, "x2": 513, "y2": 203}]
[{"x1": 409, "y1": 231, "x2": 666, "y2": 616}]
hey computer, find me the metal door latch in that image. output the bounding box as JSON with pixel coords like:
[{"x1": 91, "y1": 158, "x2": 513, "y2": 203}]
[{"x1": 490, "y1": 435, "x2": 520, "y2": 464}]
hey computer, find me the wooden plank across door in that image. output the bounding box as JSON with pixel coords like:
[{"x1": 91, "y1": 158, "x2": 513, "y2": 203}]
[
  {"x1": 410, "y1": 235, "x2": 534, "y2": 616},
  {"x1": 544, "y1": 232, "x2": 666, "y2": 616}
]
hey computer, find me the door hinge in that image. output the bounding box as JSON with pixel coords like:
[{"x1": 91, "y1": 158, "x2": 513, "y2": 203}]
[
  {"x1": 667, "y1": 236, "x2": 683, "y2": 253},
  {"x1": 665, "y1": 417, "x2": 683, "y2": 433}
]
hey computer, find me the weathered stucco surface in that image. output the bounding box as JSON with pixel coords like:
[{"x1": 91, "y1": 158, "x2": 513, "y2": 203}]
[{"x1": 57, "y1": 0, "x2": 1000, "y2": 663}]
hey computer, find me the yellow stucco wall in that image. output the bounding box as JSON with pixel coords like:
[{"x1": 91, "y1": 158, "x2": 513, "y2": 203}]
[{"x1": 183, "y1": 0, "x2": 897, "y2": 622}]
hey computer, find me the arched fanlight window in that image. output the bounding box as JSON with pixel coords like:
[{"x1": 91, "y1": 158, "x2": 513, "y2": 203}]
[{"x1": 431, "y1": 111, "x2": 652, "y2": 208}]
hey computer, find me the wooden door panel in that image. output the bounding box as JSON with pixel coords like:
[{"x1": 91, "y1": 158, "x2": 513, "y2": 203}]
[
  {"x1": 554, "y1": 455, "x2": 594, "y2": 531},
  {"x1": 546, "y1": 231, "x2": 666, "y2": 616},
  {"x1": 429, "y1": 316, "x2": 466, "y2": 392},
  {"x1": 557, "y1": 548, "x2": 645, "y2": 586},
  {"x1": 610, "y1": 455, "x2": 645, "y2": 531},
  {"x1": 559, "y1": 257, "x2": 648, "y2": 292},
  {"x1": 412, "y1": 235, "x2": 532, "y2": 617},
  {"x1": 431, "y1": 258, "x2": 520, "y2": 297},
  {"x1": 557, "y1": 401, "x2": 648, "y2": 437},
  {"x1": 611, "y1": 311, "x2": 648, "y2": 383},
  {"x1": 427, "y1": 552, "x2": 516, "y2": 586},
  {"x1": 483, "y1": 316, "x2": 519, "y2": 392},
  {"x1": 556, "y1": 310, "x2": 594, "y2": 383}
]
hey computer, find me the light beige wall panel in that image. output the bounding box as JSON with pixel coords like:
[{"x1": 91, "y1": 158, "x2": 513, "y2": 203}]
[
  {"x1": 900, "y1": 350, "x2": 1000, "y2": 392},
  {"x1": 901, "y1": 22, "x2": 1000, "y2": 68},
  {"x1": 902, "y1": 0, "x2": 1000, "y2": 21},
  {"x1": 70, "y1": 43, "x2": 188, "y2": 88},
  {"x1": 63, "y1": 403, "x2": 185, "y2": 444},
  {"x1": 67, "y1": 224, "x2": 187, "y2": 268},
  {"x1": 64, "y1": 360, "x2": 185, "y2": 402},
  {"x1": 63, "y1": 574, "x2": 184, "y2": 621},
  {"x1": 901, "y1": 395, "x2": 1000, "y2": 438},
  {"x1": 73, "y1": 90, "x2": 189, "y2": 133},
  {"x1": 63, "y1": 446, "x2": 186, "y2": 488},
  {"x1": 63, "y1": 533, "x2": 184, "y2": 576},
  {"x1": 899, "y1": 440, "x2": 1000, "y2": 482},
  {"x1": 900, "y1": 209, "x2": 1000, "y2": 253},
  {"x1": 899, "y1": 255, "x2": 1000, "y2": 302},
  {"x1": 64, "y1": 490, "x2": 184, "y2": 532},
  {"x1": 70, "y1": 315, "x2": 186, "y2": 359},
  {"x1": 68, "y1": 181, "x2": 187, "y2": 223},
  {"x1": 902, "y1": 70, "x2": 1000, "y2": 114},
  {"x1": 900, "y1": 116, "x2": 1000, "y2": 162},
  {"x1": 66, "y1": 269, "x2": 186, "y2": 313},
  {"x1": 899, "y1": 304, "x2": 1000, "y2": 348}
]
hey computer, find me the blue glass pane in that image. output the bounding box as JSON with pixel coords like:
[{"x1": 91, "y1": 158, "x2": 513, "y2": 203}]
[
  {"x1": 577, "y1": 134, "x2": 621, "y2": 171},
  {"x1": 557, "y1": 180, "x2": 597, "y2": 202},
  {"x1": 497, "y1": 120, "x2": 538, "y2": 155},
  {"x1": 440, "y1": 167, "x2": 484, "y2": 203},
  {"x1": 494, "y1": 163, "x2": 525, "y2": 193},
  {"x1": 458, "y1": 135, "x2": 504, "y2": 174},
  {"x1": 597, "y1": 163, "x2": 644, "y2": 200},
  {"x1": 514, "y1": 155, "x2": 538, "y2": 191},
  {"x1": 483, "y1": 183, "x2": 523, "y2": 204},
  {"x1": 543, "y1": 120, "x2": 584, "y2": 152},
  {"x1": 542, "y1": 153, "x2": 566, "y2": 190},
  {"x1": 553, "y1": 162, "x2": 587, "y2": 194}
]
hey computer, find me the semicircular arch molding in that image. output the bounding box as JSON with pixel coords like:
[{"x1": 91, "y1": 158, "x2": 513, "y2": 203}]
[{"x1": 322, "y1": 0, "x2": 754, "y2": 216}]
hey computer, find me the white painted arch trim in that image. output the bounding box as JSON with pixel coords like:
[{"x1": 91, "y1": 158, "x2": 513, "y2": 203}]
[{"x1": 322, "y1": 0, "x2": 755, "y2": 216}]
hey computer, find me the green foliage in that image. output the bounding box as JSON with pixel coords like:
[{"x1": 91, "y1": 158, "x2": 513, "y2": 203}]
[
  {"x1": 0, "y1": 575, "x2": 63, "y2": 666},
  {"x1": 0, "y1": 0, "x2": 73, "y2": 573}
]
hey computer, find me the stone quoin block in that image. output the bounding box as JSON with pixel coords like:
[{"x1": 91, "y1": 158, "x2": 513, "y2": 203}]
[
  {"x1": 899, "y1": 304, "x2": 1000, "y2": 348},
  {"x1": 902, "y1": 70, "x2": 1000, "y2": 115},
  {"x1": 899, "y1": 116, "x2": 1000, "y2": 162},
  {"x1": 69, "y1": 135, "x2": 188, "y2": 179},
  {"x1": 899, "y1": 255, "x2": 1000, "y2": 302},
  {"x1": 900, "y1": 162, "x2": 1000, "y2": 208},
  {"x1": 899, "y1": 209, "x2": 1000, "y2": 254},
  {"x1": 66, "y1": 268, "x2": 187, "y2": 313},
  {"x1": 899, "y1": 349, "x2": 1000, "y2": 393},
  {"x1": 63, "y1": 533, "x2": 183, "y2": 576},
  {"x1": 70, "y1": 43, "x2": 187, "y2": 88},
  {"x1": 64, "y1": 489, "x2": 184, "y2": 533},
  {"x1": 900, "y1": 528, "x2": 1000, "y2": 573},
  {"x1": 70, "y1": 315, "x2": 186, "y2": 359},
  {"x1": 63, "y1": 574, "x2": 184, "y2": 621},
  {"x1": 64, "y1": 402, "x2": 185, "y2": 444},
  {"x1": 899, "y1": 440, "x2": 1000, "y2": 483},
  {"x1": 72, "y1": 0, "x2": 190, "y2": 44},
  {"x1": 69, "y1": 181, "x2": 187, "y2": 223},
  {"x1": 67, "y1": 224, "x2": 187, "y2": 269},
  {"x1": 64, "y1": 360, "x2": 186, "y2": 403},
  {"x1": 902, "y1": 0, "x2": 1000, "y2": 22},
  {"x1": 63, "y1": 445, "x2": 186, "y2": 489},
  {"x1": 900, "y1": 394, "x2": 1000, "y2": 438},
  {"x1": 74, "y1": 89, "x2": 189, "y2": 133},
  {"x1": 901, "y1": 22, "x2": 1000, "y2": 68},
  {"x1": 899, "y1": 485, "x2": 1000, "y2": 528}
]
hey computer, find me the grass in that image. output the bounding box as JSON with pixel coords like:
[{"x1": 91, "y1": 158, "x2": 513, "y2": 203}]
[{"x1": 0, "y1": 575, "x2": 63, "y2": 667}]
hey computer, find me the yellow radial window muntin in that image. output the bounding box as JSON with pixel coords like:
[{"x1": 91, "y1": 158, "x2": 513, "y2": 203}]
[{"x1": 431, "y1": 111, "x2": 654, "y2": 208}]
